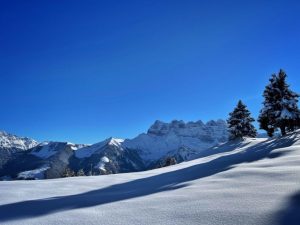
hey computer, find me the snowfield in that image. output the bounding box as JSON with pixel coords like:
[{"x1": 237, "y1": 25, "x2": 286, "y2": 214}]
[{"x1": 0, "y1": 132, "x2": 300, "y2": 225}]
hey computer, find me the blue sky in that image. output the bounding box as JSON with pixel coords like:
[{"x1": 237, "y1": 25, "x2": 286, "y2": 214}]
[{"x1": 1, "y1": 0, "x2": 300, "y2": 143}]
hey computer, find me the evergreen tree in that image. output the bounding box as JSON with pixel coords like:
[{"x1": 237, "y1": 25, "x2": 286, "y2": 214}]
[
  {"x1": 164, "y1": 157, "x2": 177, "y2": 167},
  {"x1": 99, "y1": 169, "x2": 108, "y2": 175},
  {"x1": 157, "y1": 156, "x2": 177, "y2": 168},
  {"x1": 258, "y1": 74, "x2": 277, "y2": 137},
  {"x1": 76, "y1": 169, "x2": 85, "y2": 176},
  {"x1": 227, "y1": 100, "x2": 257, "y2": 140},
  {"x1": 258, "y1": 69, "x2": 300, "y2": 136},
  {"x1": 62, "y1": 167, "x2": 75, "y2": 177}
]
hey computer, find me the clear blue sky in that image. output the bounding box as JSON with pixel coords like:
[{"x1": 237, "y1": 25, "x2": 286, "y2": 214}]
[{"x1": 1, "y1": 0, "x2": 300, "y2": 143}]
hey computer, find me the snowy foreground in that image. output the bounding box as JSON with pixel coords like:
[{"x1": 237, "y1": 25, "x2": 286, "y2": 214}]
[{"x1": 1, "y1": 133, "x2": 300, "y2": 225}]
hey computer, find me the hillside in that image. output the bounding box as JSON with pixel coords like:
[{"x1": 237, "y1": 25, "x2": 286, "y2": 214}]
[{"x1": 0, "y1": 131, "x2": 299, "y2": 225}]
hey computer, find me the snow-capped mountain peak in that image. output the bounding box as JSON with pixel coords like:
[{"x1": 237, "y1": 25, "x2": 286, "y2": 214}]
[
  {"x1": 75, "y1": 137, "x2": 124, "y2": 158},
  {"x1": 147, "y1": 119, "x2": 227, "y2": 138},
  {"x1": 123, "y1": 119, "x2": 228, "y2": 163},
  {"x1": 0, "y1": 131, "x2": 38, "y2": 150},
  {"x1": 30, "y1": 142, "x2": 89, "y2": 159},
  {"x1": 107, "y1": 137, "x2": 124, "y2": 147}
]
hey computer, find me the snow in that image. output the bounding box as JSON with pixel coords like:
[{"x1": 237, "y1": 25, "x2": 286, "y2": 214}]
[
  {"x1": 70, "y1": 146, "x2": 78, "y2": 150},
  {"x1": 31, "y1": 143, "x2": 60, "y2": 159},
  {"x1": 109, "y1": 138, "x2": 124, "y2": 147},
  {"x1": 1, "y1": 131, "x2": 300, "y2": 225},
  {"x1": 280, "y1": 108, "x2": 294, "y2": 119},
  {"x1": 75, "y1": 138, "x2": 124, "y2": 158},
  {"x1": 101, "y1": 156, "x2": 110, "y2": 163},
  {"x1": 69, "y1": 143, "x2": 88, "y2": 151},
  {"x1": 95, "y1": 156, "x2": 110, "y2": 171},
  {"x1": 0, "y1": 131, "x2": 38, "y2": 150},
  {"x1": 30, "y1": 142, "x2": 89, "y2": 159},
  {"x1": 17, "y1": 166, "x2": 49, "y2": 180},
  {"x1": 124, "y1": 133, "x2": 215, "y2": 161},
  {"x1": 60, "y1": 120, "x2": 227, "y2": 165},
  {"x1": 123, "y1": 119, "x2": 228, "y2": 163}
]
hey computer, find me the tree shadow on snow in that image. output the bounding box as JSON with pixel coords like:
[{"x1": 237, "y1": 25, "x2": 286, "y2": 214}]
[
  {"x1": 274, "y1": 190, "x2": 300, "y2": 225},
  {"x1": 0, "y1": 134, "x2": 299, "y2": 222}
]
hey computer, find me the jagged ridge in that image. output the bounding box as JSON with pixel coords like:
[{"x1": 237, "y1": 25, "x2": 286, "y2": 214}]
[{"x1": 0, "y1": 119, "x2": 228, "y2": 180}]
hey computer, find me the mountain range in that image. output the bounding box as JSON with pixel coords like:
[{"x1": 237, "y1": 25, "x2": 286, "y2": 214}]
[{"x1": 0, "y1": 119, "x2": 228, "y2": 180}]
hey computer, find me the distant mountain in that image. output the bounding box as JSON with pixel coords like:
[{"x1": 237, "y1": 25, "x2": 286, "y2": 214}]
[
  {"x1": 72, "y1": 119, "x2": 228, "y2": 174},
  {"x1": 72, "y1": 138, "x2": 145, "y2": 175},
  {"x1": 0, "y1": 131, "x2": 38, "y2": 170},
  {"x1": 0, "y1": 141, "x2": 88, "y2": 180},
  {"x1": 0, "y1": 131, "x2": 38, "y2": 150},
  {"x1": 124, "y1": 119, "x2": 228, "y2": 166},
  {"x1": 0, "y1": 119, "x2": 229, "y2": 180}
]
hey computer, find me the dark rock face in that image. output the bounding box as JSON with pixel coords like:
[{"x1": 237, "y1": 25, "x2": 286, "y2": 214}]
[
  {"x1": 43, "y1": 143, "x2": 75, "y2": 179},
  {"x1": 147, "y1": 119, "x2": 228, "y2": 141},
  {"x1": 0, "y1": 147, "x2": 22, "y2": 170}
]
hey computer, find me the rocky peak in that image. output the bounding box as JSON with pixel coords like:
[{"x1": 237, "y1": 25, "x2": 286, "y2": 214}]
[
  {"x1": 147, "y1": 119, "x2": 228, "y2": 140},
  {"x1": 0, "y1": 131, "x2": 38, "y2": 150}
]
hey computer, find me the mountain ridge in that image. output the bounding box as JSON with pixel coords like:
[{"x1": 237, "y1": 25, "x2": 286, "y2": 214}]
[
  {"x1": 0, "y1": 131, "x2": 38, "y2": 150},
  {"x1": 0, "y1": 119, "x2": 228, "y2": 180}
]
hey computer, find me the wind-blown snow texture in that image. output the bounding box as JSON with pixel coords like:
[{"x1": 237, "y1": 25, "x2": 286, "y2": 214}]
[{"x1": 0, "y1": 131, "x2": 300, "y2": 225}]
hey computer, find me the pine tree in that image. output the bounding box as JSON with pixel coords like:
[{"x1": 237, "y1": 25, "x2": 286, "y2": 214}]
[
  {"x1": 258, "y1": 69, "x2": 300, "y2": 136},
  {"x1": 164, "y1": 157, "x2": 177, "y2": 167},
  {"x1": 227, "y1": 100, "x2": 257, "y2": 140},
  {"x1": 62, "y1": 167, "x2": 75, "y2": 177},
  {"x1": 76, "y1": 169, "x2": 85, "y2": 176},
  {"x1": 258, "y1": 74, "x2": 277, "y2": 137}
]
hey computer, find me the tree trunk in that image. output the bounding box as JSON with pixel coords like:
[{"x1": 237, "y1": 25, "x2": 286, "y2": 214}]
[
  {"x1": 280, "y1": 125, "x2": 286, "y2": 136},
  {"x1": 267, "y1": 128, "x2": 274, "y2": 137}
]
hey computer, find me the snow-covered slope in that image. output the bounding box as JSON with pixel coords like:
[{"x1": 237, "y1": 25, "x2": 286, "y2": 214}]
[
  {"x1": 28, "y1": 142, "x2": 89, "y2": 179},
  {"x1": 31, "y1": 142, "x2": 87, "y2": 159},
  {"x1": 0, "y1": 131, "x2": 300, "y2": 225}
]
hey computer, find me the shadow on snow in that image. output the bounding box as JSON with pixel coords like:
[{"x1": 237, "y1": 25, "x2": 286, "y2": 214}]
[
  {"x1": 0, "y1": 134, "x2": 299, "y2": 222},
  {"x1": 275, "y1": 190, "x2": 300, "y2": 225}
]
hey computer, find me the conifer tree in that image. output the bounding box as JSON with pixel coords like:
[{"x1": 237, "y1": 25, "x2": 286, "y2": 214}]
[
  {"x1": 258, "y1": 69, "x2": 300, "y2": 136},
  {"x1": 62, "y1": 167, "x2": 75, "y2": 177},
  {"x1": 227, "y1": 100, "x2": 257, "y2": 140},
  {"x1": 164, "y1": 157, "x2": 177, "y2": 167},
  {"x1": 76, "y1": 169, "x2": 85, "y2": 176}
]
